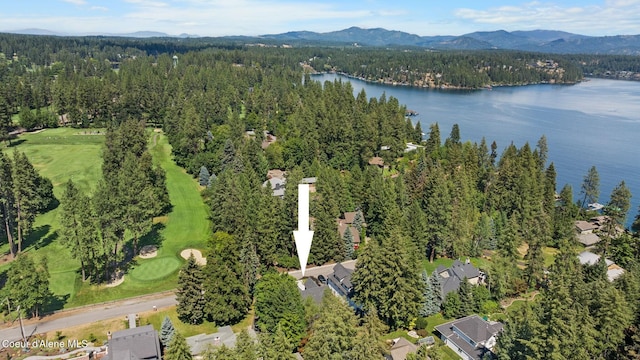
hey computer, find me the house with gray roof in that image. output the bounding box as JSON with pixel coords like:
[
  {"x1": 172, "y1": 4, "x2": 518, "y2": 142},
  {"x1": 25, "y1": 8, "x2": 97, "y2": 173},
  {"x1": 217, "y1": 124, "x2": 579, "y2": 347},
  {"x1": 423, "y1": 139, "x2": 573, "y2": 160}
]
[
  {"x1": 262, "y1": 177, "x2": 286, "y2": 198},
  {"x1": 435, "y1": 315, "x2": 503, "y2": 360},
  {"x1": 435, "y1": 260, "x2": 481, "y2": 296},
  {"x1": 578, "y1": 251, "x2": 625, "y2": 282},
  {"x1": 299, "y1": 277, "x2": 327, "y2": 304},
  {"x1": 105, "y1": 325, "x2": 161, "y2": 360}
]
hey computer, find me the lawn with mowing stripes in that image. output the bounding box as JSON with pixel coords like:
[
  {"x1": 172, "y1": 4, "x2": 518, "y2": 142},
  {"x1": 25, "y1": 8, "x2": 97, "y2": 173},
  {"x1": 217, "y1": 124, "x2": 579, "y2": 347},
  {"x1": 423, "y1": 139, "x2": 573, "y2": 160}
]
[
  {"x1": 66, "y1": 131, "x2": 210, "y2": 307},
  {"x1": 1, "y1": 128, "x2": 211, "y2": 309}
]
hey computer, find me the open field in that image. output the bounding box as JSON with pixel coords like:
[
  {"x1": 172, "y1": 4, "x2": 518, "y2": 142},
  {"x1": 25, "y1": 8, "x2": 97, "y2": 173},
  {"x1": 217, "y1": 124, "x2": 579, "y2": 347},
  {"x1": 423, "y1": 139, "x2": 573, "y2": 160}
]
[{"x1": 0, "y1": 128, "x2": 211, "y2": 310}]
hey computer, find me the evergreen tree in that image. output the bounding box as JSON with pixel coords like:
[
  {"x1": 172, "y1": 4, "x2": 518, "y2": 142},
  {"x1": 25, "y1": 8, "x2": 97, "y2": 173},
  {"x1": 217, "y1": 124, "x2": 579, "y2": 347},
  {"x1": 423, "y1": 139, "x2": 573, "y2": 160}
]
[
  {"x1": 59, "y1": 180, "x2": 99, "y2": 282},
  {"x1": 0, "y1": 151, "x2": 17, "y2": 258},
  {"x1": 198, "y1": 166, "x2": 210, "y2": 186},
  {"x1": 12, "y1": 151, "x2": 41, "y2": 253},
  {"x1": 303, "y1": 292, "x2": 358, "y2": 360},
  {"x1": 160, "y1": 316, "x2": 176, "y2": 347},
  {"x1": 352, "y1": 208, "x2": 364, "y2": 233},
  {"x1": 259, "y1": 325, "x2": 296, "y2": 360},
  {"x1": 352, "y1": 235, "x2": 424, "y2": 329},
  {"x1": 203, "y1": 232, "x2": 250, "y2": 325},
  {"x1": 420, "y1": 270, "x2": 441, "y2": 317},
  {"x1": 234, "y1": 330, "x2": 258, "y2": 360},
  {"x1": 254, "y1": 272, "x2": 306, "y2": 346},
  {"x1": 580, "y1": 165, "x2": 600, "y2": 209},
  {"x1": 176, "y1": 254, "x2": 206, "y2": 325},
  {"x1": 606, "y1": 180, "x2": 632, "y2": 226},
  {"x1": 164, "y1": 332, "x2": 192, "y2": 360},
  {"x1": 5, "y1": 254, "x2": 51, "y2": 317},
  {"x1": 442, "y1": 292, "x2": 462, "y2": 319},
  {"x1": 342, "y1": 225, "x2": 355, "y2": 259}
]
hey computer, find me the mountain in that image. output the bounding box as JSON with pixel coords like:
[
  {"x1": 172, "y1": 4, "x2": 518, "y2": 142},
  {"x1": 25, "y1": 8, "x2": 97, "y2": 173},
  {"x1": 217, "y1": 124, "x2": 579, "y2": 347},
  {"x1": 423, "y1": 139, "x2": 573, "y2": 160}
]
[
  {"x1": 262, "y1": 27, "x2": 640, "y2": 54},
  {"x1": 8, "y1": 28, "x2": 66, "y2": 36}
]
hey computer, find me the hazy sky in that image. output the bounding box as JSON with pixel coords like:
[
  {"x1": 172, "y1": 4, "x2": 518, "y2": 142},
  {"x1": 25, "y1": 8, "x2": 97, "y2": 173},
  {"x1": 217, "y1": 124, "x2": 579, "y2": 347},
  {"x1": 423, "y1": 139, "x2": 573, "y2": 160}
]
[{"x1": 2, "y1": 0, "x2": 640, "y2": 36}]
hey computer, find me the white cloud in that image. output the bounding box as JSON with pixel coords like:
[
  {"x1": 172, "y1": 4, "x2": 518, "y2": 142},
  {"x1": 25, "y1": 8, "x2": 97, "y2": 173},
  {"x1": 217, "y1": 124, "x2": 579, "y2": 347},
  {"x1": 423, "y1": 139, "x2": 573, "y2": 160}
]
[
  {"x1": 454, "y1": 1, "x2": 640, "y2": 35},
  {"x1": 62, "y1": 0, "x2": 87, "y2": 5},
  {"x1": 91, "y1": 6, "x2": 109, "y2": 12}
]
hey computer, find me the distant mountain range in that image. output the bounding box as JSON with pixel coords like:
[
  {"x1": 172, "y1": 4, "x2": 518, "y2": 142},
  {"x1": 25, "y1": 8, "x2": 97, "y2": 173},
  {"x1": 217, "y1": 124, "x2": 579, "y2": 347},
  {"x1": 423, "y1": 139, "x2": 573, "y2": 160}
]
[
  {"x1": 6, "y1": 28, "x2": 198, "y2": 38},
  {"x1": 5, "y1": 27, "x2": 640, "y2": 54},
  {"x1": 260, "y1": 27, "x2": 640, "y2": 55}
]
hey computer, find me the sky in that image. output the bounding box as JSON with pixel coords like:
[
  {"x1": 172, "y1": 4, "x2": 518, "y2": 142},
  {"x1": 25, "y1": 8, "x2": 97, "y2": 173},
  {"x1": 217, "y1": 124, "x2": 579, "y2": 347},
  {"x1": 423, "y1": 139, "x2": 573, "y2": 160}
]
[{"x1": 1, "y1": 0, "x2": 640, "y2": 37}]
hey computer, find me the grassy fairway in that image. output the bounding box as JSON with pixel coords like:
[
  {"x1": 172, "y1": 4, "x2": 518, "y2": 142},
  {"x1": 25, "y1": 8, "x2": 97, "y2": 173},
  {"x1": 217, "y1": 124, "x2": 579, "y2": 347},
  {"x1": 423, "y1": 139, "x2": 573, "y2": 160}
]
[
  {"x1": 66, "y1": 131, "x2": 210, "y2": 307},
  {"x1": 1, "y1": 128, "x2": 210, "y2": 309}
]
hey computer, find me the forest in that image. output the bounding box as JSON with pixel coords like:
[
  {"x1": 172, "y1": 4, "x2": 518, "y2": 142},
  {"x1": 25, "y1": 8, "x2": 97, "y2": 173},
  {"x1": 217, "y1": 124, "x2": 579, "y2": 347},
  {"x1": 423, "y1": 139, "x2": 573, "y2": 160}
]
[{"x1": 0, "y1": 33, "x2": 639, "y2": 359}]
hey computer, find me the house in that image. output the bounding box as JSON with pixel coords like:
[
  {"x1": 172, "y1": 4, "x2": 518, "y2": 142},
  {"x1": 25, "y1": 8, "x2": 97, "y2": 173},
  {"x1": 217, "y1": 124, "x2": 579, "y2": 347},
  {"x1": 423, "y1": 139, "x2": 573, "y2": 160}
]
[
  {"x1": 368, "y1": 156, "x2": 387, "y2": 169},
  {"x1": 262, "y1": 177, "x2": 286, "y2": 198},
  {"x1": 186, "y1": 326, "x2": 237, "y2": 356},
  {"x1": 435, "y1": 260, "x2": 481, "y2": 296},
  {"x1": 577, "y1": 251, "x2": 625, "y2": 281},
  {"x1": 575, "y1": 220, "x2": 598, "y2": 234},
  {"x1": 298, "y1": 277, "x2": 327, "y2": 304},
  {"x1": 301, "y1": 177, "x2": 317, "y2": 192},
  {"x1": 388, "y1": 337, "x2": 419, "y2": 360},
  {"x1": 337, "y1": 211, "x2": 365, "y2": 250},
  {"x1": 261, "y1": 131, "x2": 277, "y2": 149},
  {"x1": 435, "y1": 315, "x2": 503, "y2": 360},
  {"x1": 105, "y1": 325, "x2": 162, "y2": 360}
]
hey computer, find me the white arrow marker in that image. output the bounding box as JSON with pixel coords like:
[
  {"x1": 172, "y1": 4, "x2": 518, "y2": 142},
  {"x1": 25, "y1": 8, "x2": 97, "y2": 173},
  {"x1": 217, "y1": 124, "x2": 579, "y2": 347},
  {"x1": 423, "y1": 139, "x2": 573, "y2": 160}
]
[{"x1": 293, "y1": 184, "x2": 314, "y2": 277}]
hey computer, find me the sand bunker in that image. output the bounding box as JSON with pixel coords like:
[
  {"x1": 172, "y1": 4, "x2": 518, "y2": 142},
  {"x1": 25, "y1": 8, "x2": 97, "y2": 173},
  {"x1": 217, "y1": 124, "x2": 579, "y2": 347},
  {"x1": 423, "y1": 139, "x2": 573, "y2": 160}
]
[
  {"x1": 139, "y1": 245, "x2": 158, "y2": 259},
  {"x1": 180, "y1": 248, "x2": 206, "y2": 265}
]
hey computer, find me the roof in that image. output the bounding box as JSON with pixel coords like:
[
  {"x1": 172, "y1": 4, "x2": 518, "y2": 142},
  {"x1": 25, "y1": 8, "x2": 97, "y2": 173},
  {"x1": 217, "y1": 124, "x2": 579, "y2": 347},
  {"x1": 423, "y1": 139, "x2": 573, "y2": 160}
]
[
  {"x1": 342, "y1": 212, "x2": 357, "y2": 224},
  {"x1": 328, "y1": 263, "x2": 354, "y2": 298},
  {"x1": 299, "y1": 278, "x2": 327, "y2": 304},
  {"x1": 575, "y1": 220, "x2": 598, "y2": 233},
  {"x1": 267, "y1": 169, "x2": 286, "y2": 180},
  {"x1": 106, "y1": 325, "x2": 161, "y2": 360},
  {"x1": 186, "y1": 326, "x2": 236, "y2": 355},
  {"x1": 577, "y1": 232, "x2": 601, "y2": 246},
  {"x1": 263, "y1": 177, "x2": 285, "y2": 189},
  {"x1": 578, "y1": 251, "x2": 625, "y2": 282},
  {"x1": 607, "y1": 266, "x2": 625, "y2": 282},
  {"x1": 435, "y1": 315, "x2": 503, "y2": 360},
  {"x1": 301, "y1": 177, "x2": 317, "y2": 184},
  {"x1": 578, "y1": 251, "x2": 602, "y2": 266},
  {"x1": 368, "y1": 156, "x2": 385, "y2": 166},
  {"x1": 437, "y1": 260, "x2": 480, "y2": 296},
  {"x1": 338, "y1": 223, "x2": 361, "y2": 244},
  {"x1": 389, "y1": 337, "x2": 418, "y2": 360}
]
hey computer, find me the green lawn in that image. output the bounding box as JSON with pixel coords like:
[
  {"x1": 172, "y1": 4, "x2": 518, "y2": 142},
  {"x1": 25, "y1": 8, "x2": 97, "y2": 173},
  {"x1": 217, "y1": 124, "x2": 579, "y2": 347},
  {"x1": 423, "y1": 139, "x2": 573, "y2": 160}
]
[
  {"x1": 1, "y1": 128, "x2": 211, "y2": 310},
  {"x1": 66, "y1": 131, "x2": 210, "y2": 307}
]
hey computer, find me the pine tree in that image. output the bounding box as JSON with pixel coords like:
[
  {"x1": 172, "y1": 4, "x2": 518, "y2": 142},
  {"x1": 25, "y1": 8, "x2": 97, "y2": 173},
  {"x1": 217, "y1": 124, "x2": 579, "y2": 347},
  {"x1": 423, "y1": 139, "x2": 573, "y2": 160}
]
[
  {"x1": 12, "y1": 151, "x2": 40, "y2": 253},
  {"x1": 303, "y1": 292, "x2": 358, "y2": 360},
  {"x1": 160, "y1": 316, "x2": 176, "y2": 347},
  {"x1": 0, "y1": 151, "x2": 17, "y2": 258},
  {"x1": 352, "y1": 208, "x2": 364, "y2": 233},
  {"x1": 342, "y1": 225, "x2": 355, "y2": 259},
  {"x1": 420, "y1": 270, "x2": 441, "y2": 317},
  {"x1": 164, "y1": 332, "x2": 192, "y2": 360},
  {"x1": 259, "y1": 325, "x2": 296, "y2": 360},
  {"x1": 234, "y1": 330, "x2": 258, "y2": 360},
  {"x1": 580, "y1": 165, "x2": 600, "y2": 209},
  {"x1": 254, "y1": 273, "x2": 306, "y2": 346},
  {"x1": 352, "y1": 235, "x2": 424, "y2": 329},
  {"x1": 5, "y1": 254, "x2": 51, "y2": 317},
  {"x1": 59, "y1": 180, "x2": 99, "y2": 282},
  {"x1": 203, "y1": 232, "x2": 250, "y2": 325},
  {"x1": 176, "y1": 254, "x2": 206, "y2": 325},
  {"x1": 198, "y1": 166, "x2": 210, "y2": 186}
]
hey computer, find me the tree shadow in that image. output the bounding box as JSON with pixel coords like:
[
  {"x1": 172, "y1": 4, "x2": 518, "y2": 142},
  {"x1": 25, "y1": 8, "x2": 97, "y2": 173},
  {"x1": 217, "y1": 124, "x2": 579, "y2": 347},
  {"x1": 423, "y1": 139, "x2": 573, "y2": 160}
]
[
  {"x1": 5, "y1": 138, "x2": 27, "y2": 147},
  {"x1": 139, "y1": 222, "x2": 165, "y2": 249},
  {"x1": 43, "y1": 294, "x2": 70, "y2": 316},
  {"x1": 22, "y1": 225, "x2": 57, "y2": 251}
]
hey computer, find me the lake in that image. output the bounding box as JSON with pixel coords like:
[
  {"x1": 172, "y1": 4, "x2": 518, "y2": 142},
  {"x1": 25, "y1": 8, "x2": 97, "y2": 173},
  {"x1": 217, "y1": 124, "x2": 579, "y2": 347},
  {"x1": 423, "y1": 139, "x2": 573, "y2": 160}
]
[{"x1": 312, "y1": 73, "x2": 640, "y2": 228}]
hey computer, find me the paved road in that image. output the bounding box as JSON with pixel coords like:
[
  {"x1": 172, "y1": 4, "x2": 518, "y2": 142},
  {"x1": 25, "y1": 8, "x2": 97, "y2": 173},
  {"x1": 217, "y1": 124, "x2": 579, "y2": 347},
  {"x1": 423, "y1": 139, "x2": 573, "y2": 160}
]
[
  {"x1": 0, "y1": 293, "x2": 177, "y2": 345},
  {"x1": 287, "y1": 260, "x2": 357, "y2": 280}
]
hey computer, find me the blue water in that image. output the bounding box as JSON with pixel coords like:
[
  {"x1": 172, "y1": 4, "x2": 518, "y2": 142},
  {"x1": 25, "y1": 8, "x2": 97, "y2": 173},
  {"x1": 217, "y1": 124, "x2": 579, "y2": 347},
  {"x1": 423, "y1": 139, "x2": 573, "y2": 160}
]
[{"x1": 312, "y1": 74, "x2": 640, "y2": 227}]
